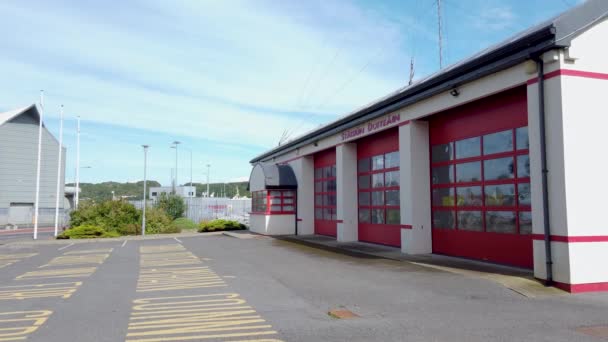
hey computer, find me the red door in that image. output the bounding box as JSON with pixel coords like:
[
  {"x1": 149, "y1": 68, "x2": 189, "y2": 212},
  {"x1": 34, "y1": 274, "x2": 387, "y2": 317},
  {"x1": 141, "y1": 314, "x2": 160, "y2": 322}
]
[
  {"x1": 429, "y1": 86, "x2": 533, "y2": 268},
  {"x1": 314, "y1": 149, "x2": 337, "y2": 237},
  {"x1": 356, "y1": 128, "x2": 401, "y2": 247}
]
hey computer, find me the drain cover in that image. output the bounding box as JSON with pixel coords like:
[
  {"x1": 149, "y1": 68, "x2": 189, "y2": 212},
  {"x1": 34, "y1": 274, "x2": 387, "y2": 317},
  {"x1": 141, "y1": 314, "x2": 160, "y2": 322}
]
[
  {"x1": 328, "y1": 309, "x2": 359, "y2": 319},
  {"x1": 576, "y1": 326, "x2": 608, "y2": 339}
]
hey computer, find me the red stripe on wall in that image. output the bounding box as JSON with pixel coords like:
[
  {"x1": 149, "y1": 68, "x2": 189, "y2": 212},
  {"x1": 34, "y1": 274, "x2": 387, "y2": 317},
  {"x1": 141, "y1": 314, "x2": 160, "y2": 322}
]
[
  {"x1": 401, "y1": 224, "x2": 413, "y2": 229},
  {"x1": 296, "y1": 218, "x2": 303, "y2": 222},
  {"x1": 553, "y1": 281, "x2": 608, "y2": 293},
  {"x1": 398, "y1": 120, "x2": 411, "y2": 126},
  {"x1": 336, "y1": 220, "x2": 344, "y2": 223},
  {"x1": 531, "y1": 234, "x2": 608, "y2": 243},
  {"x1": 527, "y1": 69, "x2": 608, "y2": 85}
]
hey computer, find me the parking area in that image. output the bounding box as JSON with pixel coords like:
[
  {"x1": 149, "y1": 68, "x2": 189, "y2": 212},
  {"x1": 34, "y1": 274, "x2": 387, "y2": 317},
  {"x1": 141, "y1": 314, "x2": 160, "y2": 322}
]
[{"x1": 1, "y1": 234, "x2": 608, "y2": 342}]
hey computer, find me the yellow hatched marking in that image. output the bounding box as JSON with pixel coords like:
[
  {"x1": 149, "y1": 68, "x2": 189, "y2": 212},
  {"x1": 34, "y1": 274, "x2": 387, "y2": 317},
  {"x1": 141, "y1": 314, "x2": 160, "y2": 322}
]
[
  {"x1": 0, "y1": 282, "x2": 82, "y2": 300},
  {"x1": 140, "y1": 252, "x2": 202, "y2": 268},
  {"x1": 0, "y1": 254, "x2": 37, "y2": 269},
  {"x1": 137, "y1": 266, "x2": 226, "y2": 292},
  {"x1": 127, "y1": 294, "x2": 281, "y2": 341},
  {"x1": 0, "y1": 310, "x2": 52, "y2": 341},
  {"x1": 40, "y1": 254, "x2": 110, "y2": 268},
  {"x1": 63, "y1": 248, "x2": 113, "y2": 255},
  {"x1": 140, "y1": 245, "x2": 185, "y2": 254},
  {"x1": 15, "y1": 267, "x2": 97, "y2": 280}
]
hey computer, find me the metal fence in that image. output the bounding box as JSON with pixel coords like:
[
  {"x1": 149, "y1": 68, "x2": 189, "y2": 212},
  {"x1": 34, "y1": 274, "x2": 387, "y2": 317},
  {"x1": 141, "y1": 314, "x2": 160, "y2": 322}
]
[
  {"x1": 131, "y1": 197, "x2": 251, "y2": 225},
  {"x1": 0, "y1": 207, "x2": 70, "y2": 229}
]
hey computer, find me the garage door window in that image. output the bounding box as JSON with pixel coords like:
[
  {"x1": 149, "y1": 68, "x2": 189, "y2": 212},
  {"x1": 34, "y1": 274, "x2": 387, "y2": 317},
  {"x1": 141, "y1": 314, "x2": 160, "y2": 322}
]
[
  {"x1": 358, "y1": 151, "x2": 400, "y2": 225},
  {"x1": 252, "y1": 190, "x2": 295, "y2": 214},
  {"x1": 315, "y1": 165, "x2": 337, "y2": 221},
  {"x1": 431, "y1": 126, "x2": 531, "y2": 234}
]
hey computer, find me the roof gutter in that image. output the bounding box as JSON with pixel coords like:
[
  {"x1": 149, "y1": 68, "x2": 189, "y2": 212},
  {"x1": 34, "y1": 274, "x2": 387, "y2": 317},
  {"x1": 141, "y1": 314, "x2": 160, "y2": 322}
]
[{"x1": 251, "y1": 26, "x2": 558, "y2": 164}]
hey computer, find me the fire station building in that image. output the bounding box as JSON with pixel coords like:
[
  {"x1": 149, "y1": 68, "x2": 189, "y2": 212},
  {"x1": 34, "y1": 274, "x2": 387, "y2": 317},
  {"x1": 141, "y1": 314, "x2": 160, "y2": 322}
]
[{"x1": 248, "y1": 0, "x2": 608, "y2": 293}]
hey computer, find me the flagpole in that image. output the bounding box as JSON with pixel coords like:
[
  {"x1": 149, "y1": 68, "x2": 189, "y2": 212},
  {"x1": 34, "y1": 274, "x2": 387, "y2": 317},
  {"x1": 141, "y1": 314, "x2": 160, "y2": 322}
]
[
  {"x1": 75, "y1": 116, "x2": 81, "y2": 208},
  {"x1": 33, "y1": 90, "x2": 44, "y2": 240},
  {"x1": 53, "y1": 105, "x2": 64, "y2": 237}
]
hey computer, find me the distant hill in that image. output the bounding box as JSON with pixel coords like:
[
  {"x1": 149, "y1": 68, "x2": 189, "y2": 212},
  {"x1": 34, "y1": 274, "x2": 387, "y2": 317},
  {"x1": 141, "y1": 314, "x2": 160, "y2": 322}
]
[{"x1": 67, "y1": 181, "x2": 250, "y2": 202}]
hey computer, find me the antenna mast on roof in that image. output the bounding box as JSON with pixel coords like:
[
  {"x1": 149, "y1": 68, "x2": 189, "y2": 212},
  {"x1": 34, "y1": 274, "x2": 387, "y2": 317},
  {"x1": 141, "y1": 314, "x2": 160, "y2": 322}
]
[
  {"x1": 437, "y1": 0, "x2": 443, "y2": 69},
  {"x1": 408, "y1": 57, "x2": 415, "y2": 85}
]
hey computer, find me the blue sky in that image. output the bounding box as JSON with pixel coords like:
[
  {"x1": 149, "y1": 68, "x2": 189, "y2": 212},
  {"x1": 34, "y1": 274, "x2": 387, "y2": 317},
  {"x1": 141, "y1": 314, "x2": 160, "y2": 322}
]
[{"x1": 0, "y1": 0, "x2": 577, "y2": 185}]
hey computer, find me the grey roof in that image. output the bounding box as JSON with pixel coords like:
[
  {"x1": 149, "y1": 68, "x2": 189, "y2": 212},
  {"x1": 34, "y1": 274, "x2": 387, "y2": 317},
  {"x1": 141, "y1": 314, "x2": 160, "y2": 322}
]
[
  {"x1": 252, "y1": 163, "x2": 298, "y2": 190},
  {"x1": 0, "y1": 104, "x2": 42, "y2": 127},
  {"x1": 251, "y1": 0, "x2": 608, "y2": 164}
]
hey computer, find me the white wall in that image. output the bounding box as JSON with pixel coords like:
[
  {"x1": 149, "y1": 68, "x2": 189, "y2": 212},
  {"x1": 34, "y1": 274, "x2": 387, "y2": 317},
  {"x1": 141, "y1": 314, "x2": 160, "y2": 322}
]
[
  {"x1": 249, "y1": 214, "x2": 295, "y2": 235},
  {"x1": 400, "y1": 121, "x2": 432, "y2": 254},
  {"x1": 290, "y1": 157, "x2": 314, "y2": 235},
  {"x1": 336, "y1": 143, "x2": 358, "y2": 242}
]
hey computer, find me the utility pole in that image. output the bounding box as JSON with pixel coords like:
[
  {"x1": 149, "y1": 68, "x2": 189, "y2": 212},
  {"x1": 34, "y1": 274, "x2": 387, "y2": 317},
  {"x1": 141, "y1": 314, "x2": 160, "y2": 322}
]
[
  {"x1": 75, "y1": 116, "x2": 81, "y2": 208},
  {"x1": 53, "y1": 105, "x2": 64, "y2": 237},
  {"x1": 33, "y1": 90, "x2": 44, "y2": 240},
  {"x1": 142, "y1": 145, "x2": 149, "y2": 236},
  {"x1": 437, "y1": 0, "x2": 443, "y2": 69},
  {"x1": 206, "y1": 164, "x2": 211, "y2": 198},
  {"x1": 171, "y1": 141, "x2": 180, "y2": 194}
]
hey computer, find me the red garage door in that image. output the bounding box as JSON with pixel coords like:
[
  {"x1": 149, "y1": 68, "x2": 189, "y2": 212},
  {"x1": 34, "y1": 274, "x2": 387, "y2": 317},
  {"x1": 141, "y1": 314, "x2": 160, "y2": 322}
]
[
  {"x1": 314, "y1": 149, "x2": 337, "y2": 237},
  {"x1": 429, "y1": 86, "x2": 533, "y2": 268},
  {"x1": 357, "y1": 128, "x2": 401, "y2": 247}
]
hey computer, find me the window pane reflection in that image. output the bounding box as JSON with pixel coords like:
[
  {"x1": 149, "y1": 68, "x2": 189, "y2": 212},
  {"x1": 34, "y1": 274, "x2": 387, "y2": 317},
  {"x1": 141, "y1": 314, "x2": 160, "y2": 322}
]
[
  {"x1": 518, "y1": 183, "x2": 531, "y2": 206},
  {"x1": 432, "y1": 187, "x2": 454, "y2": 206},
  {"x1": 457, "y1": 211, "x2": 483, "y2": 231},
  {"x1": 456, "y1": 137, "x2": 480, "y2": 159},
  {"x1": 385, "y1": 171, "x2": 400, "y2": 187},
  {"x1": 386, "y1": 209, "x2": 400, "y2": 225},
  {"x1": 358, "y1": 158, "x2": 370, "y2": 172},
  {"x1": 385, "y1": 151, "x2": 399, "y2": 168},
  {"x1": 358, "y1": 175, "x2": 370, "y2": 189},
  {"x1": 372, "y1": 173, "x2": 384, "y2": 188},
  {"x1": 517, "y1": 155, "x2": 530, "y2": 178},
  {"x1": 432, "y1": 143, "x2": 453, "y2": 163},
  {"x1": 372, "y1": 191, "x2": 384, "y2": 206},
  {"x1": 358, "y1": 192, "x2": 370, "y2": 206},
  {"x1": 456, "y1": 162, "x2": 481, "y2": 183},
  {"x1": 433, "y1": 210, "x2": 455, "y2": 229},
  {"x1": 484, "y1": 130, "x2": 513, "y2": 155},
  {"x1": 519, "y1": 212, "x2": 532, "y2": 235},
  {"x1": 432, "y1": 165, "x2": 453, "y2": 184},
  {"x1": 485, "y1": 184, "x2": 515, "y2": 206},
  {"x1": 484, "y1": 157, "x2": 514, "y2": 180},
  {"x1": 456, "y1": 186, "x2": 482, "y2": 206},
  {"x1": 359, "y1": 209, "x2": 370, "y2": 223},
  {"x1": 372, "y1": 155, "x2": 384, "y2": 170},
  {"x1": 516, "y1": 127, "x2": 529, "y2": 150},
  {"x1": 385, "y1": 190, "x2": 399, "y2": 206},
  {"x1": 372, "y1": 209, "x2": 385, "y2": 224},
  {"x1": 486, "y1": 211, "x2": 516, "y2": 234}
]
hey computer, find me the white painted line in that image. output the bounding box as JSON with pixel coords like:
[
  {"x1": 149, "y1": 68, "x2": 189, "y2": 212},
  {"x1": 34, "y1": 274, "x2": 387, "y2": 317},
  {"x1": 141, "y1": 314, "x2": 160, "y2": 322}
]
[
  {"x1": 121, "y1": 240, "x2": 127, "y2": 248},
  {"x1": 173, "y1": 237, "x2": 182, "y2": 244},
  {"x1": 58, "y1": 243, "x2": 74, "y2": 251}
]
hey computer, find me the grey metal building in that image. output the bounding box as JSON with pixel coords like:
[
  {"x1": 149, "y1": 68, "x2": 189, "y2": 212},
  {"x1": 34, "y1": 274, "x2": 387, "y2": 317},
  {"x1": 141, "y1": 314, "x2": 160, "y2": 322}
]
[{"x1": 0, "y1": 105, "x2": 67, "y2": 228}]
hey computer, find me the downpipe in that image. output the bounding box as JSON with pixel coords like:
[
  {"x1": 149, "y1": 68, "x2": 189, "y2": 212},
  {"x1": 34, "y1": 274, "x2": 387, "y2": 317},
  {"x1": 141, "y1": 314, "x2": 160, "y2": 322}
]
[{"x1": 533, "y1": 56, "x2": 553, "y2": 286}]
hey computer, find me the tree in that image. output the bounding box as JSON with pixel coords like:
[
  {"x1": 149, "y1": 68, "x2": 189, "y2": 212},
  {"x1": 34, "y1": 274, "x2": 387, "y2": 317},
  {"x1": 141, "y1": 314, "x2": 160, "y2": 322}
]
[{"x1": 156, "y1": 193, "x2": 185, "y2": 220}]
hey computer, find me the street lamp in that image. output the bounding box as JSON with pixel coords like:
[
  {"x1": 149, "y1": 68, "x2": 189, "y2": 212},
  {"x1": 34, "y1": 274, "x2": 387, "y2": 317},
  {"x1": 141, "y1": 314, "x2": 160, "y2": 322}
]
[
  {"x1": 142, "y1": 145, "x2": 149, "y2": 236},
  {"x1": 170, "y1": 141, "x2": 181, "y2": 194},
  {"x1": 74, "y1": 165, "x2": 92, "y2": 208},
  {"x1": 206, "y1": 164, "x2": 211, "y2": 197}
]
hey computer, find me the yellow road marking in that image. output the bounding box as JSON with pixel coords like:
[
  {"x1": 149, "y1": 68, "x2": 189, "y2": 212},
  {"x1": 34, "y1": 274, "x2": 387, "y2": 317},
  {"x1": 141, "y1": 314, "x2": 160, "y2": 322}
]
[
  {"x1": 16, "y1": 267, "x2": 97, "y2": 280},
  {"x1": 0, "y1": 254, "x2": 37, "y2": 269},
  {"x1": 0, "y1": 282, "x2": 82, "y2": 300},
  {"x1": 0, "y1": 310, "x2": 52, "y2": 341},
  {"x1": 137, "y1": 266, "x2": 226, "y2": 292},
  {"x1": 126, "y1": 330, "x2": 278, "y2": 342},
  {"x1": 64, "y1": 248, "x2": 114, "y2": 255},
  {"x1": 140, "y1": 245, "x2": 185, "y2": 253},
  {"x1": 40, "y1": 254, "x2": 110, "y2": 268}
]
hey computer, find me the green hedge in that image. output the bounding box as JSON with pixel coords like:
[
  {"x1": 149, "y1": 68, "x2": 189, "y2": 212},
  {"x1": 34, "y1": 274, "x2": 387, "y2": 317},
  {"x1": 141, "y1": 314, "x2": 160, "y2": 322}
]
[
  {"x1": 57, "y1": 225, "x2": 121, "y2": 239},
  {"x1": 198, "y1": 219, "x2": 247, "y2": 233}
]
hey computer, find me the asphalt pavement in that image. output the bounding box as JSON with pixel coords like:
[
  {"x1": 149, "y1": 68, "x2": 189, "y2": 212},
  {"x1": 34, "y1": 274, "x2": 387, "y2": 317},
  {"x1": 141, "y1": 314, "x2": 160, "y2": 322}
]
[{"x1": 1, "y1": 233, "x2": 607, "y2": 342}]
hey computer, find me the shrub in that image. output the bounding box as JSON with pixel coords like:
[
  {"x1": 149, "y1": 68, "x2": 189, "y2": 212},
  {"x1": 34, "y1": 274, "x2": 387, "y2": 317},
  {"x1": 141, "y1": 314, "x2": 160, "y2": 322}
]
[
  {"x1": 171, "y1": 217, "x2": 197, "y2": 230},
  {"x1": 156, "y1": 193, "x2": 185, "y2": 220},
  {"x1": 70, "y1": 200, "x2": 140, "y2": 231},
  {"x1": 117, "y1": 223, "x2": 140, "y2": 236},
  {"x1": 143, "y1": 207, "x2": 178, "y2": 234},
  {"x1": 57, "y1": 225, "x2": 120, "y2": 239},
  {"x1": 198, "y1": 219, "x2": 247, "y2": 233}
]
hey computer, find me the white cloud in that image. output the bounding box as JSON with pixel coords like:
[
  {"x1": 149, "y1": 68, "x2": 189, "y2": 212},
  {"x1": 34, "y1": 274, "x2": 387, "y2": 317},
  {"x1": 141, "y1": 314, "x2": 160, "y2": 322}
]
[{"x1": 474, "y1": 5, "x2": 516, "y2": 31}]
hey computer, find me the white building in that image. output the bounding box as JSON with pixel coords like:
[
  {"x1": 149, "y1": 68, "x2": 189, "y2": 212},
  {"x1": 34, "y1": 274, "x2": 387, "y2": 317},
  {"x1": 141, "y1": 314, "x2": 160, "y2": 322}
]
[
  {"x1": 249, "y1": 1, "x2": 608, "y2": 293},
  {"x1": 0, "y1": 105, "x2": 67, "y2": 228},
  {"x1": 149, "y1": 186, "x2": 196, "y2": 200}
]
